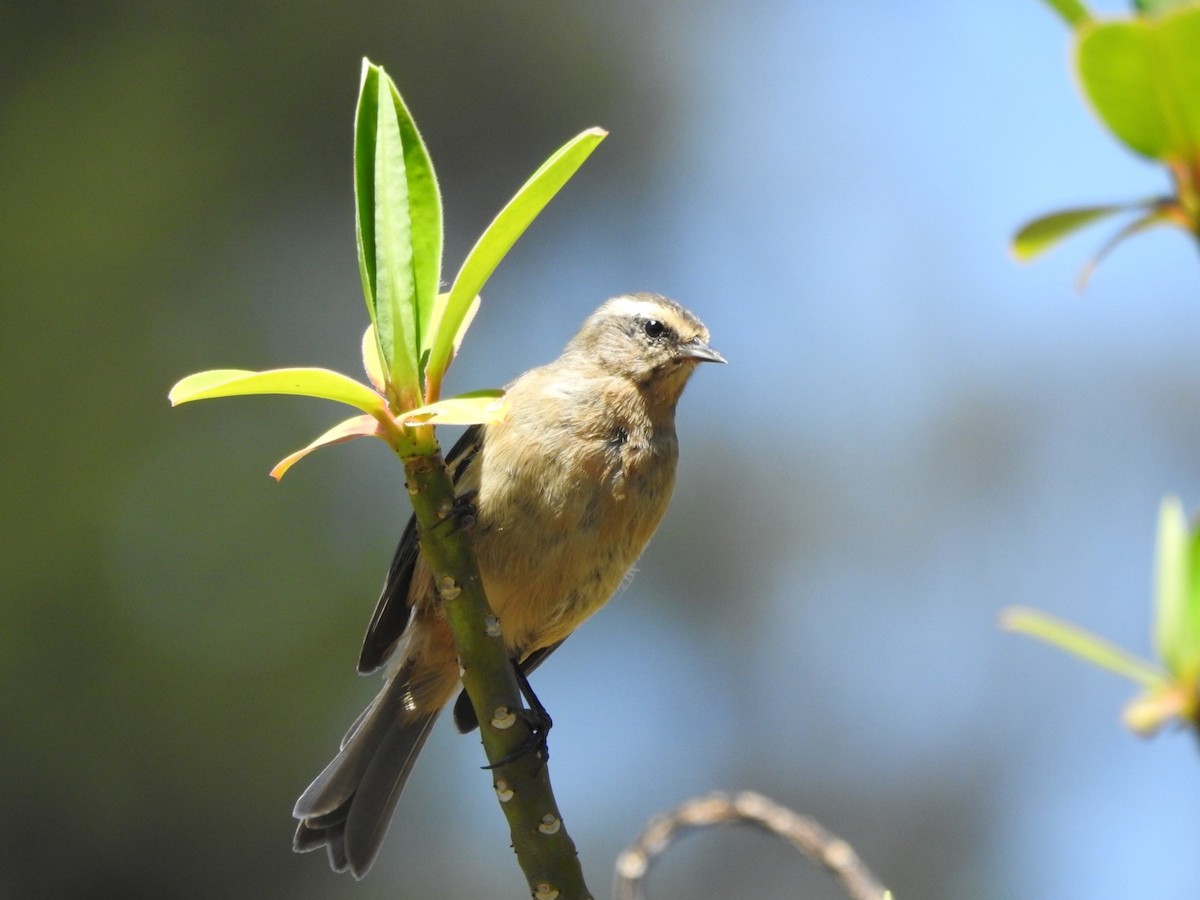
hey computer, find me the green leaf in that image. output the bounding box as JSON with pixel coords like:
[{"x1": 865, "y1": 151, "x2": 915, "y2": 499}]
[
  {"x1": 425, "y1": 292, "x2": 481, "y2": 374},
  {"x1": 1012, "y1": 203, "x2": 1143, "y2": 261},
  {"x1": 354, "y1": 63, "x2": 384, "y2": 363},
  {"x1": 169, "y1": 368, "x2": 386, "y2": 415},
  {"x1": 1183, "y1": 522, "x2": 1200, "y2": 680},
  {"x1": 1041, "y1": 0, "x2": 1092, "y2": 28},
  {"x1": 361, "y1": 324, "x2": 385, "y2": 392},
  {"x1": 270, "y1": 414, "x2": 384, "y2": 480},
  {"x1": 1154, "y1": 496, "x2": 1188, "y2": 672},
  {"x1": 399, "y1": 389, "x2": 508, "y2": 426},
  {"x1": 1076, "y1": 8, "x2": 1200, "y2": 161},
  {"x1": 384, "y1": 75, "x2": 442, "y2": 351},
  {"x1": 424, "y1": 127, "x2": 608, "y2": 397},
  {"x1": 1000, "y1": 606, "x2": 1166, "y2": 687},
  {"x1": 370, "y1": 66, "x2": 417, "y2": 394},
  {"x1": 1123, "y1": 683, "x2": 1189, "y2": 736},
  {"x1": 1156, "y1": 495, "x2": 1200, "y2": 681},
  {"x1": 1136, "y1": 0, "x2": 1195, "y2": 16},
  {"x1": 354, "y1": 59, "x2": 442, "y2": 405}
]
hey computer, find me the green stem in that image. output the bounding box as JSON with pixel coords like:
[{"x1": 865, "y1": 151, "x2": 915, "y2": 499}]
[
  {"x1": 398, "y1": 432, "x2": 592, "y2": 900},
  {"x1": 1040, "y1": 0, "x2": 1092, "y2": 28}
]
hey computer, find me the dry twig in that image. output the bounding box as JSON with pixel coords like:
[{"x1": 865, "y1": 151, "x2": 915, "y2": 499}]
[{"x1": 612, "y1": 791, "x2": 890, "y2": 900}]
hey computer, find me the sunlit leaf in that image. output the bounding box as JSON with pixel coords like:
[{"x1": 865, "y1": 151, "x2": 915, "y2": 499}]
[
  {"x1": 1123, "y1": 683, "x2": 1189, "y2": 736},
  {"x1": 270, "y1": 414, "x2": 385, "y2": 480},
  {"x1": 1012, "y1": 203, "x2": 1145, "y2": 261},
  {"x1": 1155, "y1": 496, "x2": 1189, "y2": 672},
  {"x1": 1182, "y1": 521, "x2": 1200, "y2": 681},
  {"x1": 1076, "y1": 8, "x2": 1200, "y2": 161},
  {"x1": 400, "y1": 390, "x2": 508, "y2": 426},
  {"x1": 1155, "y1": 495, "x2": 1200, "y2": 683},
  {"x1": 1136, "y1": 0, "x2": 1195, "y2": 16},
  {"x1": 451, "y1": 294, "x2": 482, "y2": 360},
  {"x1": 362, "y1": 324, "x2": 386, "y2": 393},
  {"x1": 371, "y1": 66, "x2": 418, "y2": 395},
  {"x1": 169, "y1": 368, "x2": 386, "y2": 415},
  {"x1": 354, "y1": 64, "x2": 385, "y2": 365},
  {"x1": 383, "y1": 74, "x2": 442, "y2": 350},
  {"x1": 425, "y1": 127, "x2": 607, "y2": 397},
  {"x1": 355, "y1": 60, "x2": 441, "y2": 406},
  {"x1": 1000, "y1": 606, "x2": 1166, "y2": 687}
]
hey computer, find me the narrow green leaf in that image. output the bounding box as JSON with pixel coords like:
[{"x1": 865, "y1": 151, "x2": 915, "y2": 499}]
[
  {"x1": 354, "y1": 60, "x2": 442, "y2": 407},
  {"x1": 1012, "y1": 203, "x2": 1142, "y2": 261},
  {"x1": 169, "y1": 368, "x2": 386, "y2": 415},
  {"x1": 426, "y1": 292, "x2": 481, "y2": 374},
  {"x1": 361, "y1": 324, "x2": 386, "y2": 393},
  {"x1": 1172, "y1": 499, "x2": 1200, "y2": 682},
  {"x1": 354, "y1": 62, "x2": 382, "y2": 354},
  {"x1": 384, "y1": 76, "x2": 442, "y2": 358},
  {"x1": 425, "y1": 127, "x2": 607, "y2": 396},
  {"x1": 1136, "y1": 0, "x2": 1195, "y2": 16},
  {"x1": 372, "y1": 64, "x2": 419, "y2": 398},
  {"x1": 1182, "y1": 523, "x2": 1200, "y2": 680},
  {"x1": 1000, "y1": 606, "x2": 1166, "y2": 687},
  {"x1": 449, "y1": 294, "x2": 481, "y2": 360},
  {"x1": 400, "y1": 390, "x2": 508, "y2": 426},
  {"x1": 1154, "y1": 496, "x2": 1188, "y2": 672},
  {"x1": 270, "y1": 414, "x2": 384, "y2": 480},
  {"x1": 1123, "y1": 684, "x2": 1188, "y2": 736},
  {"x1": 1041, "y1": 0, "x2": 1092, "y2": 28},
  {"x1": 1076, "y1": 9, "x2": 1200, "y2": 161}
]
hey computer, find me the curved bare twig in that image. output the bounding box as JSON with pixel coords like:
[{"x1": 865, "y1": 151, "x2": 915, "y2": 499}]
[{"x1": 612, "y1": 791, "x2": 890, "y2": 900}]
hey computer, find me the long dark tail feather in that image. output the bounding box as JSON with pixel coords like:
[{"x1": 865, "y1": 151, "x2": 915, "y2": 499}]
[{"x1": 293, "y1": 671, "x2": 441, "y2": 878}]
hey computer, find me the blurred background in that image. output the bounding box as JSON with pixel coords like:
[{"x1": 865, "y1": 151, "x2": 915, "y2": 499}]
[{"x1": 4, "y1": 1, "x2": 1200, "y2": 897}]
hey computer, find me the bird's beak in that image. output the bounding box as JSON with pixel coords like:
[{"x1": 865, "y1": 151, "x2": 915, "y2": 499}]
[{"x1": 679, "y1": 340, "x2": 727, "y2": 364}]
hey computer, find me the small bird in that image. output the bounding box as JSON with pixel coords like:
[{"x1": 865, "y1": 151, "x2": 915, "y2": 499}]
[{"x1": 292, "y1": 293, "x2": 723, "y2": 877}]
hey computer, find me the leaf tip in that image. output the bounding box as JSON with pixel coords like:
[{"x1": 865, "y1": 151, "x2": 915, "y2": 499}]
[
  {"x1": 997, "y1": 606, "x2": 1028, "y2": 632},
  {"x1": 167, "y1": 380, "x2": 195, "y2": 407},
  {"x1": 1008, "y1": 238, "x2": 1036, "y2": 265}
]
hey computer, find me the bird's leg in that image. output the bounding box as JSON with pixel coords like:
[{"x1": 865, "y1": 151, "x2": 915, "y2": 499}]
[
  {"x1": 483, "y1": 660, "x2": 553, "y2": 770},
  {"x1": 434, "y1": 489, "x2": 478, "y2": 533},
  {"x1": 514, "y1": 661, "x2": 553, "y2": 750},
  {"x1": 452, "y1": 489, "x2": 479, "y2": 529}
]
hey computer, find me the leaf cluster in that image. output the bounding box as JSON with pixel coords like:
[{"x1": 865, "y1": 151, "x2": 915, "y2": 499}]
[
  {"x1": 1003, "y1": 497, "x2": 1200, "y2": 736},
  {"x1": 171, "y1": 59, "x2": 605, "y2": 474},
  {"x1": 1004, "y1": 3, "x2": 1200, "y2": 741},
  {"x1": 1014, "y1": 2, "x2": 1200, "y2": 285}
]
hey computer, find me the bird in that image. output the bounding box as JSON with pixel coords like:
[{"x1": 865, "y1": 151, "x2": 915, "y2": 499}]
[{"x1": 292, "y1": 292, "x2": 724, "y2": 877}]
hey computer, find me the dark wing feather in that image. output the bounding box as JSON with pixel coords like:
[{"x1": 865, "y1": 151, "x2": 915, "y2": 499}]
[
  {"x1": 357, "y1": 425, "x2": 485, "y2": 675},
  {"x1": 357, "y1": 515, "x2": 418, "y2": 674}
]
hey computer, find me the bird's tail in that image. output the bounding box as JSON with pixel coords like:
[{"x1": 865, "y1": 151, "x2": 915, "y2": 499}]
[{"x1": 292, "y1": 665, "x2": 444, "y2": 878}]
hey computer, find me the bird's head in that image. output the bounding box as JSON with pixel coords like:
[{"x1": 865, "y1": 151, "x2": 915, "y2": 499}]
[{"x1": 566, "y1": 293, "x2": 725, "y2": 401}]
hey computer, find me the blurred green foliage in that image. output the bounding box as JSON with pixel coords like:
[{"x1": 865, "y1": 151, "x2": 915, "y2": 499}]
[{"x1": 1015, "y1": 1, "x2": 1200, "y2": 282}]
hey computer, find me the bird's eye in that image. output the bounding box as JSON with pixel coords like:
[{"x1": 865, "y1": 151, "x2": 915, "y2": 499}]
[{"x1": 642, "y1": 318, "x2": 666, "y2": 339}]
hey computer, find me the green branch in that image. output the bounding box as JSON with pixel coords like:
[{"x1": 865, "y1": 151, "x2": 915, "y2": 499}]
[{"x1": 401, "y1": 443, "x2": 592, "y2": 900}]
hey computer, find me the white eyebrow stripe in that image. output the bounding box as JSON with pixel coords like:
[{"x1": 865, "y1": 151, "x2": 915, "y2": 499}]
[{"x1": 603, "y1": 295, "x2": 667, "y2": 320}]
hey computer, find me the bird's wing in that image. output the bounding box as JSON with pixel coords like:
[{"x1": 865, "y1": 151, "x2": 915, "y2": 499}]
[{"x1": 357, "y1": 425, "x2": 485, "y2": 674}]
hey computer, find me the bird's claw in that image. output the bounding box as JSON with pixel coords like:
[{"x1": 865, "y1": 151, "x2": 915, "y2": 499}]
[{"x1": 482, "y1": 659, "x2": 553, "y2": 770}]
